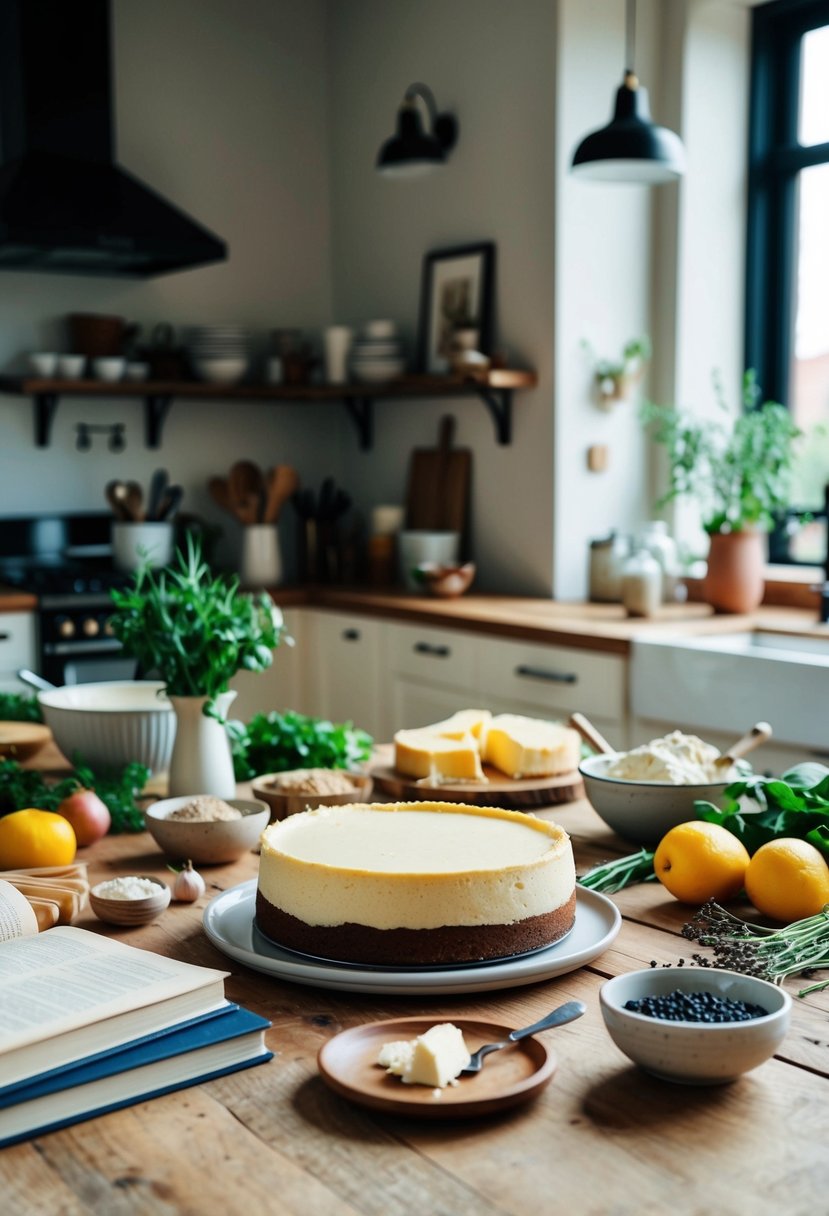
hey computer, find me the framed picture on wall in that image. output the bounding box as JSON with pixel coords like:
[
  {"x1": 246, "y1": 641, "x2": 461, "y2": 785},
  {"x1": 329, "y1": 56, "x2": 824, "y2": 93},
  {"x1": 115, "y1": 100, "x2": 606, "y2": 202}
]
[{"x1": 416, "y1": 242, "x2": 495, "y2": 374}]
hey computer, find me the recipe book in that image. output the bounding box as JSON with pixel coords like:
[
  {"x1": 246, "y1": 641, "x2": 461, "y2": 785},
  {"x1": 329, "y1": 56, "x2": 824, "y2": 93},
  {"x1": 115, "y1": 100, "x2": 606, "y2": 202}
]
[
  {"x1": 0, "y1": 1004, "x2": 272, "y2": 1149},
  {"x1": 0, "y1": 924, "x2": 230, "y2": 1091}
]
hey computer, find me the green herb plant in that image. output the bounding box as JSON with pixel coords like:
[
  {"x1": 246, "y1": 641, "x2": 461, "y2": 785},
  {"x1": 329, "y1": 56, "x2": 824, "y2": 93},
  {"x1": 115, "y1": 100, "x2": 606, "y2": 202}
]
[
  {"x1": 229, "y1": 710, "x2": 373, "y2": 782},
  {"x1": 108, "y1": 536, "x2": 285, "y2": 717},
  {"x1": 0, "y1": 692, "x2": 43, "y2": 723},
  {"x1": 0, "y1": 758, "x2": 149, "y2": 833},
  {"x1": 641, "y1": 370, "x2": 802, "y2": 534},
  {"x1": 695, "y1": 763, "x2": 829, "y2": 859}
]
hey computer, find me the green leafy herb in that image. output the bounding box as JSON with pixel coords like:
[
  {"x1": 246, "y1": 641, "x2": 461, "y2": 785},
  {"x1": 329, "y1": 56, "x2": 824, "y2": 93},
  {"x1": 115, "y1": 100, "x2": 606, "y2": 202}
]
[
  {"x1": 108, "y1": 535, "x2": 286, "y2": 714},
  {"x1": 682, "y1": 900, "x2": 829, "y2": 996},
  {"x1": 578, "y1": 848, "x2": 656, "y2": 893},
  {"x1": 0, "y1": 757, "x2": 149, "y2": 833},
  {"x1": 229, "y1": 710, "x2": 373, "y2": 782},
  {"x1": 641, "y1": 370, "x2": 802, "y2": 533},
  {"x1": 695, "y1": 763, "x2": 829, "y2": 859},
  {"x1": 0, "y1": 692, "x2": 43, "y2": 723}
]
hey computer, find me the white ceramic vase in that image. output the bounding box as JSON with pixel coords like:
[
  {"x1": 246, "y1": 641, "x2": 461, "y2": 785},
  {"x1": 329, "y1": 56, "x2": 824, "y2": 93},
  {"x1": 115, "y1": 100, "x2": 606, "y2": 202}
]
[{"x1": 167, "y1": 690, "x2": 237, "y2": 798}]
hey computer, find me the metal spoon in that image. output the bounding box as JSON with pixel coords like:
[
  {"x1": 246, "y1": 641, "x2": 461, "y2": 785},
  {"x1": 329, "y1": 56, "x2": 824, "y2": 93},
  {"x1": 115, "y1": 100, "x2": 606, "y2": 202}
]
[{"x1": 461, "y1": 1000, "x2": 586, "y2": 1074}]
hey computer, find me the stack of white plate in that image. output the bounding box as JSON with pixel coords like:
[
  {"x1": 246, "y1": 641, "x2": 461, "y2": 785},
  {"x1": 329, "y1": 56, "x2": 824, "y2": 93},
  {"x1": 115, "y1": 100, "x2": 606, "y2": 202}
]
[
  {"x1": 350, "y1": 322, "x2": 406, "y2": 383},
  {"x1": 187, "y1": 326, "x2": 252, "y2": 385}
]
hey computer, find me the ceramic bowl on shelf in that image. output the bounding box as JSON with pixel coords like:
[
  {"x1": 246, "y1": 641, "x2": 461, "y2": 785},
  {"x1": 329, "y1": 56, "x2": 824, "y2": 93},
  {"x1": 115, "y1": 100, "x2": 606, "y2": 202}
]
[
  {"x1": 89, "y1": 876, "x2": 171, "y2": 926},
  {"x1": 93, "y1": 357, "x2": 126, "y2": 382},
  {"x1": 144, "y1": 796, "x2": 270, "y2": 864},
  {"x1": 415, "y1": 562, "x2": 476, "y2": 599},
  {"x1": 28, "y1": 352, "x2": 59, "y2": 377},
  {"x1": 600, "y1": 967, "x2": 792, "y2": 1084},
  {"x1": 252, "y1": 770, "x2": 374, "y2": 820},
  {"x1": 578, "y1": 754, "x2": 734, "y2": 847},
  {"x1": 192, "y1": 357, "x2": 249, "y2": 385}
]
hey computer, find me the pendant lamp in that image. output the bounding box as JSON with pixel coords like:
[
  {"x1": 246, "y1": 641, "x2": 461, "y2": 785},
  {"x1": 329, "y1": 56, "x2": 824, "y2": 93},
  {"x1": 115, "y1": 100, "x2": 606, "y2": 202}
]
[
  {"x1": 376, "y1": 83, "x2": 458, "y2": 178},
  {"x1": 571, "y1": 0, "x2": 685, "y2": 184}
]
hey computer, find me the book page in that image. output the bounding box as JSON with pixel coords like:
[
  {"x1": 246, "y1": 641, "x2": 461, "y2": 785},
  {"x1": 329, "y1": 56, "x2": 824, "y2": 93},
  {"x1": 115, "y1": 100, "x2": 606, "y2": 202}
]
[
  {"x1": 0, "y1": 880, "x2": 38, "y2": 943},
  {"x1": 0, "y1": 926, "x2": 228, "y2": 1055}
]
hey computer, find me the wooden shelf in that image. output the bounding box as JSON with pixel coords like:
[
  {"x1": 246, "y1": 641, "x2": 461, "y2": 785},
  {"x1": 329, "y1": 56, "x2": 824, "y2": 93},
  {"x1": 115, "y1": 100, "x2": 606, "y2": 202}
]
[{"x1": 0, "y1": 369, "x2": 537, "y2": 450}]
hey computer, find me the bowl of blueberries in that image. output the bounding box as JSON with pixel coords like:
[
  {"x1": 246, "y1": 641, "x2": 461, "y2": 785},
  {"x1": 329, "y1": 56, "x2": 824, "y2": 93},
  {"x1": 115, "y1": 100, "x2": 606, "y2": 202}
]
[{"x1": 599, "y1": 966, "x2": 792, "y2": 1085}]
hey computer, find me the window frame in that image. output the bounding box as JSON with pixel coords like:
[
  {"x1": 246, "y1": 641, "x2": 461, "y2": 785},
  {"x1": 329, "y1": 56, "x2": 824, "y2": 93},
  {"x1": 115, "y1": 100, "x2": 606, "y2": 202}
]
[{"x1": 746, "y1": 0, "x2": 829, "y2": 566}]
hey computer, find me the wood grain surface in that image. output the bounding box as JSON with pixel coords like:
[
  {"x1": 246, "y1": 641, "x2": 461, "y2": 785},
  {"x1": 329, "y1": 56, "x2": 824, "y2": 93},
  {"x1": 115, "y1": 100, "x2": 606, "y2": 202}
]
[{"x1": 0, "y1": 787, "x2": 826, "y2": 1216}]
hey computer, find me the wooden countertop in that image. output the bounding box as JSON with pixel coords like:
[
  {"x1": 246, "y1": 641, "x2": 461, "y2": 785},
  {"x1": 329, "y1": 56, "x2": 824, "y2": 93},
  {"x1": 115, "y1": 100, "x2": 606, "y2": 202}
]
[{"x1": 1, "y1": 774, "x2": 826, "y2": 1211}]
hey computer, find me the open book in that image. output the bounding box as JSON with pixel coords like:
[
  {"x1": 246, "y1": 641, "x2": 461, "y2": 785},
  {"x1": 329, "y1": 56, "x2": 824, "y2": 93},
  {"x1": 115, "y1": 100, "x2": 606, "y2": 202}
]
[{"x1": 0, "y1": 919, "x2": 230, "y2": 1090}]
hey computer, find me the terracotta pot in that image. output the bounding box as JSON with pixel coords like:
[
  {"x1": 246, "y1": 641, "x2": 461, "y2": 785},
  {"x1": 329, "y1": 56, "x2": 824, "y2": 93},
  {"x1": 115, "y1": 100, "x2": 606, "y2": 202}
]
[{"x1": 702, "y1": 530, "x2": 765, "y2": 614}]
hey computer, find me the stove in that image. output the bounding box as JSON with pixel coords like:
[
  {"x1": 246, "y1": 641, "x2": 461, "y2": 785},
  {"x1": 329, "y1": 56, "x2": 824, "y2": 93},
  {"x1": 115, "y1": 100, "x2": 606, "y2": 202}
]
[{"x1": 0, "y1": 513, "x2": 136, "y2": 684}]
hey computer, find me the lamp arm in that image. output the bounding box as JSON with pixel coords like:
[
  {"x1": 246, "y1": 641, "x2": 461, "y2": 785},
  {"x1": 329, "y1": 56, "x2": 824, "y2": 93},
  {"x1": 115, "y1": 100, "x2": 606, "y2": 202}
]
[{"x1": 403, "y1": 82, "x2": 439, "y2": 123}]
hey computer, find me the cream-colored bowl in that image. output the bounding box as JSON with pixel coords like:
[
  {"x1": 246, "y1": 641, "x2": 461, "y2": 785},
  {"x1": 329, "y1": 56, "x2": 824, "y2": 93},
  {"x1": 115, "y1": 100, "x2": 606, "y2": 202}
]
[
  {"x1": 578, "y1": 754, "x2": 733, "y2": 847},
  {"x1": 38, "y1": 681, "x2": 175, "y2": 774},
  {"x1": 89, "y1": 876, "x2": 171, "y2": 926},
  {"x1": 600, "y1": 967, "x2": 792, "y2": 1085},
  {"x1": 144, "y1": 796, "x2": 269, "y2": 864},
  {"x1": 252, "y1": 770, "x2": 373, "y2": 820}
]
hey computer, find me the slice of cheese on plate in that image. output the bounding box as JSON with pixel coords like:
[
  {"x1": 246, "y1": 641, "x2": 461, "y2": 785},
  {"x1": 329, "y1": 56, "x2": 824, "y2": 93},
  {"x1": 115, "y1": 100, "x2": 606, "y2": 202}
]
[
  {"x1": 482, "y1": 714, "x2": 580, "y2": 779},
  {"x1": 393, "y1": 729, "x2": 487, "y2": 783}
]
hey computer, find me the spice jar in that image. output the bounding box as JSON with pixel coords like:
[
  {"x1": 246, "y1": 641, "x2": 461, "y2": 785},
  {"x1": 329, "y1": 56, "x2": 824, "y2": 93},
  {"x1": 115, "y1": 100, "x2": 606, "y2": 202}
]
[
  {"x1": 638, "y1": 521, "x2": 680, "y2": 603},
  {"x1": 622, "y1": 549, "x2": 662, "y2": 618},
  {"x1": 589, "y1": 532, "x2": 630, "y2": 602}
]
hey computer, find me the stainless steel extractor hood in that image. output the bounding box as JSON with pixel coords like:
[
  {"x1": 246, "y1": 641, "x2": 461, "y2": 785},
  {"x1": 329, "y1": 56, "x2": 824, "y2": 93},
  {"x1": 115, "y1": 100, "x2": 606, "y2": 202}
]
[{"x1": 0, "y1": 0, "x2": 227, "y2": 277}]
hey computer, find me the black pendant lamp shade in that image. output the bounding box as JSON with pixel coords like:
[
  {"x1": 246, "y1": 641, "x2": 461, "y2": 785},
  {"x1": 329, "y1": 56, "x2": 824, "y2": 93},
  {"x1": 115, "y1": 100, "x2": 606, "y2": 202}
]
[
  {"x1": 376, "y1": 83, "x2": 458, "y2": 177},
  {"x1": 571, "y1": 1, "x2": 685, "y2": 185}
]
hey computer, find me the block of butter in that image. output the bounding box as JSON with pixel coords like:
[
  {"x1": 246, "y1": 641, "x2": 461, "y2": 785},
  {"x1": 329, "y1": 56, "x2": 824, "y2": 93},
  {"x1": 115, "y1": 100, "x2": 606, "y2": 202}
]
[
  {"x1": 482, "y1": 714, "x2": 581, "y2": 779},
  {"x1": 393, "y1": 729, "x2": 486, "y2": 783}
]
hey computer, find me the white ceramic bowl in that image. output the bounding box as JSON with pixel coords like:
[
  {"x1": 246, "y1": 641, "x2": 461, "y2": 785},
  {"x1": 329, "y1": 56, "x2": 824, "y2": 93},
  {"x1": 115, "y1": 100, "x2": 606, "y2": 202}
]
[
  {"x1": 93, "y1": 357, "x2": 126, "y2": 382},
  {"x1": 144, "y1": 796, "x2": 270, "y2": 864},
  {"x1": 600, "y1": 967, "x2": 792, "y2": 1084},
  {"x1": 28, "y1": 352, "x2": 59, "y2": 377},
  {"x1": 38, "y1": 681, "x2": 175, "y2": 774},
  {"x1": 193, "y1": 357, "x2": 249, "y2": 384},
  {"x1": 578, "y1": 754, "x2": 733, "y2": 847},
  {"x1": 57, "y1": 354, "x2": 86, "y2": 379},
  {"x1": 398, "y1": 530, "x2": 460, "y2": 591}
]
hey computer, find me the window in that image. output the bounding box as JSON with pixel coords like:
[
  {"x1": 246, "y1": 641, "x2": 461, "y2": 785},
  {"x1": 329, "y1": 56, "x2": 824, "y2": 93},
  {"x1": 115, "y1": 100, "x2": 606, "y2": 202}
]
[{"x1": 746, "y1": 0, "x2": 829, "y2": 565}]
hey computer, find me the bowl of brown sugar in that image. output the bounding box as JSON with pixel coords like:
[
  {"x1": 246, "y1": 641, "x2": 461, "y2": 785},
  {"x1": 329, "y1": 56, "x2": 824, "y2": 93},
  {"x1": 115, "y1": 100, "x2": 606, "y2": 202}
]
[
  {"x1": 145, "y1": 794, "x2": 270, "y2": 863},
  {"x1": 252, "y1": 768, "x2": 373, "y2": 819}
]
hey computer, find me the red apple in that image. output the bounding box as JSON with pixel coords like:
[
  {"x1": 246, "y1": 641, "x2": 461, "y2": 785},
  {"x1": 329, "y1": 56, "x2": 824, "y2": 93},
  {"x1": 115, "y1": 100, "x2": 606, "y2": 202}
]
[{"x1": 56, "y1": 789, "x2": 111, "y2": 846}]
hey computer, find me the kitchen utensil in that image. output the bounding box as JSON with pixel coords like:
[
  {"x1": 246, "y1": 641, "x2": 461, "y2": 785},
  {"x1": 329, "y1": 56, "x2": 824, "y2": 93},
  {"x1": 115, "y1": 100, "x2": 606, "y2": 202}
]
[
  {"x1": 124, "y1": 480, "x2": 145, "y2": 522},
  {"x1": 404, "y1": 415, "x2": 471, "y2": 546},
  {"x1": 264, "y1": 465, "x2": 299, "y2": 524},
  {"x1": 229, "y1": 461, "x2": 265, "y2": 524},
  {"x1": 156, "y1": 484, "x2": 183, "y2": 522},
  {"x1": 146, "y1": 468, "x2": 169, "y2": 521},
  {"x1": 105, "y1": 480, "x2": 133, "y2": 521},
  {"x1": 714, "y1": 722, "x2": 773, "y2": 767},
  {"x1": 461, "y1": 1000, "x2": 586, "y2": 1073},
  {"x1": 569, "y1": 712, "x2": 616, "y2": 756}
]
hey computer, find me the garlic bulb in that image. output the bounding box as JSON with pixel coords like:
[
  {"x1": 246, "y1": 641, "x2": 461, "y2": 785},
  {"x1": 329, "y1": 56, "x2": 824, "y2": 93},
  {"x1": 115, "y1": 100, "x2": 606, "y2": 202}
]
[{"x1": 172, "y1": 860, "x2": 206, "y2": 903}]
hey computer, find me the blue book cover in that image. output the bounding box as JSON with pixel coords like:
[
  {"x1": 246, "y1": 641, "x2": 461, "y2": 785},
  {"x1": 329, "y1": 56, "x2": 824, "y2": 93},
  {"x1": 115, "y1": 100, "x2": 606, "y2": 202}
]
[{"x1": 0, "y1": 1005, "x2": 272, "y2": 1148}]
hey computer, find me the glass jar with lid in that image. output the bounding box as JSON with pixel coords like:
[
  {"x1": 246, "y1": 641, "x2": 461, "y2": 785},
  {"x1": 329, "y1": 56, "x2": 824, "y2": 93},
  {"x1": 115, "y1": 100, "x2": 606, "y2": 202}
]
[
  {"x1": 621, "y1": 549, "x2": 662, "y2": 617},
  {"x1": 588, "y1": 532, "x2": 630, "y2": 602},
  {"x1": 638, "y1": 521, "x2": 680, "y2": 602}
]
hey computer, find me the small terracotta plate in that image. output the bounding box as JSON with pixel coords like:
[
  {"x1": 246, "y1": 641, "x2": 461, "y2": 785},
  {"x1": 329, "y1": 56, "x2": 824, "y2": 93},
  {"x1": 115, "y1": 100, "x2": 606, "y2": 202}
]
[
  {"x1": 0, "y1": 722, "x2": 52, "y2": 761},
  {"x1": 318, "y1": 1016, "x2": 557, "y2": 1119}
]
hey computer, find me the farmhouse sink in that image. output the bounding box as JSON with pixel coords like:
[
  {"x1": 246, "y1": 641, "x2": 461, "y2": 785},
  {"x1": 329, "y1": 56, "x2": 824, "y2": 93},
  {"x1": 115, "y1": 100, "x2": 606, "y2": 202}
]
[{"x1": 630, "y1": 629, "x2": 829, "y2": 749}]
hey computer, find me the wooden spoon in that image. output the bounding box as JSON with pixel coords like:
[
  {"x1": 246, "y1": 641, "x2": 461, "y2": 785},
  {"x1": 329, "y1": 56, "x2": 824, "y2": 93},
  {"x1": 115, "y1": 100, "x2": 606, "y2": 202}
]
[
  {"x1": 568, "y1": 712, "x2": 616, "y2": 756},
  {"x1": 228, "y1": 461, "x2": 265, "y2": 523},
  {"x1": 714, "y1": 722, "x2": 772, "y2": 768},
  {"x1": 264, "y1": 465, "x2": 299, "y2": 524},
  {"x1": 208, "y1": 476, "x2": 235, "y2": 517},
  {"x1": 105, "y1": 480, "x2": 132, "y2": 520},
  {"x1": 124, "y1": 480, "x2": 145, "y2": 522}
]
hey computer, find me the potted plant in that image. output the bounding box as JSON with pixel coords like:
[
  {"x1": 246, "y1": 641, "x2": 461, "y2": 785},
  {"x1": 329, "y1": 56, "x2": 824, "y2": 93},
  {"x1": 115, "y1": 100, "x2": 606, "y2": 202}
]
[
  {"x1": 584, "y1": 336, "x2": 651, "y2": 405},
  {"x1": 108, "y1": 536, "x2": 286, "y2": 796},
  {"x1": 641, "y1": 371, "x2": 802, "y2": 613}
]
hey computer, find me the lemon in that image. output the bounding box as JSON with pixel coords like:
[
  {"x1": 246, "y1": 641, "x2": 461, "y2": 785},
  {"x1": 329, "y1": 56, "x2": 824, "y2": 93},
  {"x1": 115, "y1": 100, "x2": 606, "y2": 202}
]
[
  {"x1": 653, "y1": 821, "x2": 749, "y2": 904},
  {"x1": 0, "y1": 808, "x2": 77, "y2": 869},
  {"x1": 744, "y1": 838, "x2": 829, "y2": 923}
]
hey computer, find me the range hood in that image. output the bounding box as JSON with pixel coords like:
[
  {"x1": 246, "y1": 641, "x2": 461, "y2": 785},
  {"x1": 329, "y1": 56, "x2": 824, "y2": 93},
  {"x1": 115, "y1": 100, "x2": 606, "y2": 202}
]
[{"x1": 0, "y1": 0, "x2": 227, "y2": 277}]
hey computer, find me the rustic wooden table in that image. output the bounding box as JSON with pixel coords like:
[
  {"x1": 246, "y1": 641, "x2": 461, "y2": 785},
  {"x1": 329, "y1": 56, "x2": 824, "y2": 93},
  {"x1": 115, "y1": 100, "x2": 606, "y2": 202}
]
[{"x1": 2, "y1": 790, "x2": 827, "y2": 1216}]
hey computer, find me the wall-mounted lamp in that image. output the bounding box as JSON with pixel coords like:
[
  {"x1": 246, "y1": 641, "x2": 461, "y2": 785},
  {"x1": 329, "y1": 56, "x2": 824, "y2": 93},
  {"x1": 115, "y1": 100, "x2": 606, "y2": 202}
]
[
  {"x1": 571, "y1": 0, "x2": 685, "y2": 185},
  {"x1": 76, "y1": 422, "x2": 125, "y2": 452},
  {"x1": 376, "y1": 82, "x2": 458, "y2": 178}
]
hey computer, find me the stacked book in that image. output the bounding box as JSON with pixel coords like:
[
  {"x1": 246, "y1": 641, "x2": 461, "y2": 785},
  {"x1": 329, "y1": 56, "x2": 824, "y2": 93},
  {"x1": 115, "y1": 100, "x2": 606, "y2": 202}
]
[{"x1": 0, "y1": 924, "x2": 271, "y2": 1148}]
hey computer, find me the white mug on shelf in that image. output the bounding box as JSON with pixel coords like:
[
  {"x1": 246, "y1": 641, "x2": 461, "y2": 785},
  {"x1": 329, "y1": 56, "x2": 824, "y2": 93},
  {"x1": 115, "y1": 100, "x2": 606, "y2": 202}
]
[
  {"x1": 240, "y1": 524, "x2": 282, "y2": 588},
  {"x1": 323, "y1": 326, "x2": 354, "y2": 384}
]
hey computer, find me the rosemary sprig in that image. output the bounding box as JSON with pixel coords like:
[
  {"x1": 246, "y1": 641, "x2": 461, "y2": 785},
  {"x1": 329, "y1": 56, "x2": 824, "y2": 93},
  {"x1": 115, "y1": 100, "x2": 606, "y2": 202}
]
[
  {"x1": 681, "y1": 900, "x2": 829, "y2": 997},
  {"x1": 578, "y1": 848, "x2": 656, "y2": 893}
]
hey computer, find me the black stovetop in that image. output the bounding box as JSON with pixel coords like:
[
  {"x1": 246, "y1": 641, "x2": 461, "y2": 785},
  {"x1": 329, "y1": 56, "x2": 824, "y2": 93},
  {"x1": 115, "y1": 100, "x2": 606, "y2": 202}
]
[{"x1": 0, "y1": 512, "x2": 128, "y2": 599}]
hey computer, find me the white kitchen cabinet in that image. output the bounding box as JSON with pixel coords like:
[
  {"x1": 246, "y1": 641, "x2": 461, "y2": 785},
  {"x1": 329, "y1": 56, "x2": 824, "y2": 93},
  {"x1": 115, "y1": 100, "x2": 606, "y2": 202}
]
[
  {"x1": 383, "y1": 621, "x2": 481, "y2": 736},
  {"x1": 230, "y1": 608, "x2": 307, "y2": 721},
  {"x1": 476, "y1": 635, "x2": 628, "y2": 743},
  {"x1": 0, "y1": 612, "x2": 37, "y2": 694},
  {"x1": 302, "y1": 610, "x2": 385, "y2": 738}
]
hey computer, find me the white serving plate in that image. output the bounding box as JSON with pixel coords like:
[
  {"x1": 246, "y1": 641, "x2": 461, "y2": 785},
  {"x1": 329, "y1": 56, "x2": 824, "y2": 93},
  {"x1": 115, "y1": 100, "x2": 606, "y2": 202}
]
[{"x1": 202, "y1": 880, "x2": 621, "y2": 995}]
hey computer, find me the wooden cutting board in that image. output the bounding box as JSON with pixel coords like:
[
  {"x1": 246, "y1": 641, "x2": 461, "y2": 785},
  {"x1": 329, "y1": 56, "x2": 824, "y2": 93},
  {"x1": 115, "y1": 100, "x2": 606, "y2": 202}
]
[
  {"x1": 369, "y1": 760, "x2": 583, "y2": 810},
  {"x1": 404, "y1": 415, "x2": 471, "y2": 543}
]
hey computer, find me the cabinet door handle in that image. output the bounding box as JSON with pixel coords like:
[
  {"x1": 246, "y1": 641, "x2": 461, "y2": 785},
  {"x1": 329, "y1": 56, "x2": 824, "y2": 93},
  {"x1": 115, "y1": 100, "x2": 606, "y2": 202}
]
[
  {"x1": 515, "y1": 664, "x2": 577, "y2": 685},
  {"x1": 342, "y1": 628, "x2": 361, "y2": 641},
  {"x1": 414, "y1": 642, "x2": 450, "y2": 658}
]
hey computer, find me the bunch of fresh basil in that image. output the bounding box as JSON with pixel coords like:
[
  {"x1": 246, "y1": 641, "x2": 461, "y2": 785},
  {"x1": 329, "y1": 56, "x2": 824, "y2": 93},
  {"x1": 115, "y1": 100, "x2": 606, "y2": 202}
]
[{"x1": 695, "y1": 762, "x2": 829, "y2": 859}]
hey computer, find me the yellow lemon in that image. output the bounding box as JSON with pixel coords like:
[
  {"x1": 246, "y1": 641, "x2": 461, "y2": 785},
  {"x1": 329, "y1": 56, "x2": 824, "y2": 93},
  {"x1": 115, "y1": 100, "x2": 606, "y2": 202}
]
[
  {"x1": 744, "y1": 838, "x2": 829, "y2": 923},
  {"x1": 0, "y1": 808, "x2": 77, "y2": 869},
  {"x1": 653, "y1": 821, "x2": 750, "y2": 904}
]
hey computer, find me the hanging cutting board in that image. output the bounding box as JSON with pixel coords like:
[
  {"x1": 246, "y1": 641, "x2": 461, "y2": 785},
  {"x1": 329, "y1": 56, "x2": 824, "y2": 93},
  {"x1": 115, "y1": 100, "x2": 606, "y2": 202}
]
[{"x1": 404, "y1": 415, "x2": 471, "y2": 545}]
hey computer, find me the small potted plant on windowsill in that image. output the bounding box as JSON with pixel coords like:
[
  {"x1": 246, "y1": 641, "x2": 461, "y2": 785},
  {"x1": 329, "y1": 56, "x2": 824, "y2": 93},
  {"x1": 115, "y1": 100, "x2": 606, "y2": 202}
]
[
  {"x1": 641, "y1": 371, "x2": 802, "y2": 613},
  {"x1": 108, "y1": 536, "x2": 286, "y2": 797}
]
